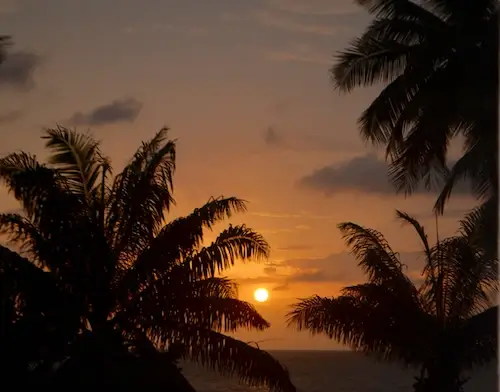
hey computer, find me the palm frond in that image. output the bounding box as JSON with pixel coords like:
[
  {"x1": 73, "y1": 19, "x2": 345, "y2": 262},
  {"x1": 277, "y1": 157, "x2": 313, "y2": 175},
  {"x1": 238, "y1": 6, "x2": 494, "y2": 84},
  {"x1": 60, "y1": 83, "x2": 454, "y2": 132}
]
[
  {"x1": 0, "y1": 245, "x2": 82, "y2": 368},
  {"x1": 332, "y1": 36, "x2": 415, "y2": 93},
  {"x1": 356, "y1": 0, "x2": 446, "y2": 21},
  {"x1": 181, "y1": 224, "x2": 269, "y2": 280},
  {"x1": 107, "y1": 128, "x2": 176, "y2": 264},
  {"x1": 459, "y1": 306, "x2": 497, "y2": 368},
  {"x1": 287, "y1": 289, "x2": 427, "y2": 364},
  {"x1": 42, "y1": 126, "x2": 107, "y2": 200},
  {"x1": 395, "y1": 210, "x2": 433, "y2": 261},
  {"x1": 438, "y1": 236, "x2": 497, "y2": 319},
  {"x1": 136, "y1": 275, "x2": 268, "y2": 333},
  {"x1": 338, "y1": 222, "x2": 410, "y2": 286},
  {"x1": 120, "y1": 197, "x2": 248, "y2": 290},
  {"x1": 457, "y1": 199, "x2": 496, "y2": 256},
  {"x1": 433, "y1": 142, "x2": 490, "y2": 214},
  {"x1": 0, "y1": 152, "x2": 67, "y2": 220},
  {"x1": 0, "y1": 213, "x2": 49, "y2": 267},
  {"x1": 149, "y1": 324, "x2": 295, "y2": 392},
  {"x1": 189, "y1": 277, "x2": 239, "y2": 298},
  {"x1": 147, "y1": 296, "x2": 269, "y2": 333},
  {"x1": 423, "y1": 0, "x2": 498, "y2": 21}
]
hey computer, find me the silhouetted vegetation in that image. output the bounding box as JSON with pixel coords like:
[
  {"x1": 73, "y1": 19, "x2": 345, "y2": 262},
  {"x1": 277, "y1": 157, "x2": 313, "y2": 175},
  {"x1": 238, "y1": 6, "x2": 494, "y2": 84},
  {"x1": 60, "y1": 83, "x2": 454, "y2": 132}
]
[
  {"x1": 0, "y1": 127, "x2": 295, "y2": 391},
  {"x1": 332, "y1": 0, "x2": 498, "y2": 222},
  {"x1": 288, "y1": 211, "x2": 497, "y2": 392}
]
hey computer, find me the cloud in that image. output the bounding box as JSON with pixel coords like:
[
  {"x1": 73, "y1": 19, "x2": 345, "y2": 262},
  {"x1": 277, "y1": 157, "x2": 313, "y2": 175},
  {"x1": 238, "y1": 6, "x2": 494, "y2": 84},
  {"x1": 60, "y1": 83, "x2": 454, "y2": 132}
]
[
  {"x1": 238, "y1": 249, "x2": 433, "y2": 293},
  {"x1": 0, "y1": 51, "x2": 41, "y2": 90},
  {"x1": 266, "y1": 0, "x2": 360, "y2": 16},
  {"x1": 262, "y1": 125, "x2": 359, "y2": 153},
  {"x1": 272, "y1": 283, "x2": 289, "y2": 291},
  {"x1": 122, "y1": 23, "x2": 207, "y2": 37},
  {"x1": 299, "y1": 153, "x2": 471, "y2": 196},
  {"x1": 251, "y1": 211, "x2": 303, "y2": 219},
  {"x1": 251, "y1": 211, "x2": 337, "y2": 221},
  {"x1": 0, "y1": 109, "x2": 22, "y2": 124},
  {"x1": 264, "y1": 266, "x2": 277, "y2": 275},
  {"x1": 68, "y1": 98, "x2": 143, "y2": 126},
  {"x1": 266, "y1": 49, "x2": 331, "y2": 65},
  {"x1": 253, "y1": 9, "x2": 347, "y2": 36},
  {"x1": 276, "y1": 244, "x2": 313, "y2": 251}
]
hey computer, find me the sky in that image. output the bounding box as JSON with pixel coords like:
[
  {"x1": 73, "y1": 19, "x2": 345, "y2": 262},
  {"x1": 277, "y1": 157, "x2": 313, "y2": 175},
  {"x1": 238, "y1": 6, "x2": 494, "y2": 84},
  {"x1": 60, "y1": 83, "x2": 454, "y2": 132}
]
[{"x1": 0, "y1": 0, "x2": 478, "y2": 350}]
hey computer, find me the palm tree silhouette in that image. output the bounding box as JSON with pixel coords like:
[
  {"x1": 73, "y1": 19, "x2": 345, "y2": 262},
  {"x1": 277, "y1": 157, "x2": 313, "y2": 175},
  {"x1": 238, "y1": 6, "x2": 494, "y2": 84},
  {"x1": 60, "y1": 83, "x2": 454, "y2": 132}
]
[
  {"x1": 288, "y1": 210, "x2": 497, "y2": 392},
  {"x1": 332, "y1": 0, "x2": 498, "y2": 215},
  {"x1": 0, "y1": 126, "x2": 295, "y2": 391}
]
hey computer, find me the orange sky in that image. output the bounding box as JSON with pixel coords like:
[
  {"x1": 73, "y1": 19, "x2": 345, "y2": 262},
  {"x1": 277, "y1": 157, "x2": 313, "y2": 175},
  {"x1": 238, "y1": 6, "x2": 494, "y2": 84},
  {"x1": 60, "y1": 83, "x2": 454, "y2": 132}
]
[{"x1": 0, "y1": 0, "x2": 477, "y2": 350}]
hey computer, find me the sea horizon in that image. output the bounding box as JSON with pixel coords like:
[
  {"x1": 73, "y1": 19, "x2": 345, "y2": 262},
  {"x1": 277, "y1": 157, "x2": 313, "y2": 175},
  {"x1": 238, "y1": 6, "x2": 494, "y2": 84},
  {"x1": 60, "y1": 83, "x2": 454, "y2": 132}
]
[{"x1": 182, "y1": 350, "x2": 498, "y2": 392}]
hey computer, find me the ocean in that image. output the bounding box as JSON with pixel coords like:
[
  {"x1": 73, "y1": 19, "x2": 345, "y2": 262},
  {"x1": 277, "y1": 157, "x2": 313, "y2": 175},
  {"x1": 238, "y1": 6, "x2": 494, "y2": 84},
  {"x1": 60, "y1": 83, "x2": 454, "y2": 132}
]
[{"x1": 181, "y1": 351, "x2": 498, "y2": 392}]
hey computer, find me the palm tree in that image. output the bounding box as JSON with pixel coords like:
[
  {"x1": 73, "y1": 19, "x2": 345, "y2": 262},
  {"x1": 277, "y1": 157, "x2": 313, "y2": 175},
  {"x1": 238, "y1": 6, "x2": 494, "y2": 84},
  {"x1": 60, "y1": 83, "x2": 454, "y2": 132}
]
[
  {"x1": 332, "y1": 0, "x2": 498, "y2": 216},
  {"x1": 287, "y1": 211, "x2": 497, "y2": 392},
  {"x1": 0, "y1": 126, "x2": 295, "y2": 391}
]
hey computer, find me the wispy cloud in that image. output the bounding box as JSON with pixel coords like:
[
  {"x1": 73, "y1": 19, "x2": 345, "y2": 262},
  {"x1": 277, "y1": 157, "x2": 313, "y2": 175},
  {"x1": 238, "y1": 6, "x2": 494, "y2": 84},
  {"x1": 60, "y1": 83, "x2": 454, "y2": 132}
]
[
  {"x1": 264, "y1": 42, "x2": 333, "y2": 65},
  {"x1": 266, "y1": 49, "x2": 331, "y2": 65},
  {"x1": 253, "y1": 9, "x2": 347, "y2": 36},
  {"x1": 68, "y1": 98, "x2": 143, "y2": 127},
  {"x1": 266, "y1": 0, "x2": 360, "y2": 16},
  {"x1": 122, "y1": 23, "x2": 207, "y2": 37},
  {"x1": 238, "y1": 251, "x2": 426, "y2": 291}
]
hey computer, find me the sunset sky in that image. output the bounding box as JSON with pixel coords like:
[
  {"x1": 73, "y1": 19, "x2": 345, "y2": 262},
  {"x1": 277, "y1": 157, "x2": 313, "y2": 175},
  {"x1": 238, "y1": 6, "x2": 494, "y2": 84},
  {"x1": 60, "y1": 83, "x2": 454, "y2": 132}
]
[{"x1": 0, "y1": 0, "x2": 477, "y2": 350}]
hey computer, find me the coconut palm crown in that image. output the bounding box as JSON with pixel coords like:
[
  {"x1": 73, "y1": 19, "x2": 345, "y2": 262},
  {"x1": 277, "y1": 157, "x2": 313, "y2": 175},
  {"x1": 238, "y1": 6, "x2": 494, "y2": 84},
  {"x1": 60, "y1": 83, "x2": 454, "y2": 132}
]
[
  {"x1": 0, "y1": 126, "x2": 295, "y2": 391},
  {"x1": 332, "y1": 0, "x2": 498, "y2": 214},
  {"x1": 288, "y1": 210, "x2": 497, "y2": 392}
]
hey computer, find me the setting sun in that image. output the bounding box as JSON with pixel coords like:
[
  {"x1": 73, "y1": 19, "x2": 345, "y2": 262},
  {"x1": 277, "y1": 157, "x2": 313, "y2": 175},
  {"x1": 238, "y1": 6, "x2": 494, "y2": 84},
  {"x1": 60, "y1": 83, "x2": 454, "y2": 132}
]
[{"x1": 254, "y1": 288, "x2": 269, "y2": 302}]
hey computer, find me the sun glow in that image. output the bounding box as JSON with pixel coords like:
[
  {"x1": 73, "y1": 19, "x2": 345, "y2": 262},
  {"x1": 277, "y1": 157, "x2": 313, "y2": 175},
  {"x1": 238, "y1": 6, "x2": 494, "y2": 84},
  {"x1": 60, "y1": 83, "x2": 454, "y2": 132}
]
[{"x1": 254, "y1": 288, "x2": 269, "y2": 302}]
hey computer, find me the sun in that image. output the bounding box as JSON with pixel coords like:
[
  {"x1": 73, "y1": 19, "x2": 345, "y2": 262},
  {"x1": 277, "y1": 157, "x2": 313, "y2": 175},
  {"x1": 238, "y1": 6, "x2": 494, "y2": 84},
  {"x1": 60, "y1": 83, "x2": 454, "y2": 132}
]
[{"x1": 254, "y1": 288, "x2": 269, "y2": 302}]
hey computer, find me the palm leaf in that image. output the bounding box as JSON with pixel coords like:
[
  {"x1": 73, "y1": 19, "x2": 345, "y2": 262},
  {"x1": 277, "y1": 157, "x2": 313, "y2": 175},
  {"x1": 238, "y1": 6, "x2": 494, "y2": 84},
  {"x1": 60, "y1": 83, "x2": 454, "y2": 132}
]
[
  {"x1": 287, "y1": 289, "x2": 428, "y2": 364},
  {"x1": 433, "y1": 141, "x2": 490, "y2": 214},
  {"x1": 42, "y1": 126, "x2": 107, "y2": 200},
  {"x1": 459, "y1": 306, "x2": 497, "y2": 368},
  {"x1": 181, "y1": 224, "x2": 269, "y2": 280},
  {"x1": 396, "y1": 210, "x2": 432, "y2": 253},
  {"x1": 338, "y1": 222, "x2": 410, "y2": 287},
  {"x1": 149, "y1": 323, "x2": 295, "y2": 392},
  {"x1": 130, "y1": 276, "x2": 269, "y2": 333},
  {"x1": 107, "y1": 128, "x2": 176, "y2": 264},
  {"x1": 119, "y1": 196, "x2": 248, "y2": 292},
  {"x1": 333, "y1": 36, "x2": 415, "y2": 93}
]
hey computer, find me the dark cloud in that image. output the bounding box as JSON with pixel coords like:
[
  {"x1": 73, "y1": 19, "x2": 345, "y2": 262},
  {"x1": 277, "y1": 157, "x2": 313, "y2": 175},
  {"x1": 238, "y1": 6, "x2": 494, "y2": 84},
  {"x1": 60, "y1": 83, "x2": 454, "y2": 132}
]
[
  {"x1": 299, "y1": 153, "x2": 471, "y2": 196},
  {"x1": 0, "y1": 109, "x2": 22, "y2": 124},
  {"x1": 0, "y1": 51, "x2": 41, "y2": 90},
  {"x1": 68, "y1": 98, "x2": 143, "y2": 126}
]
